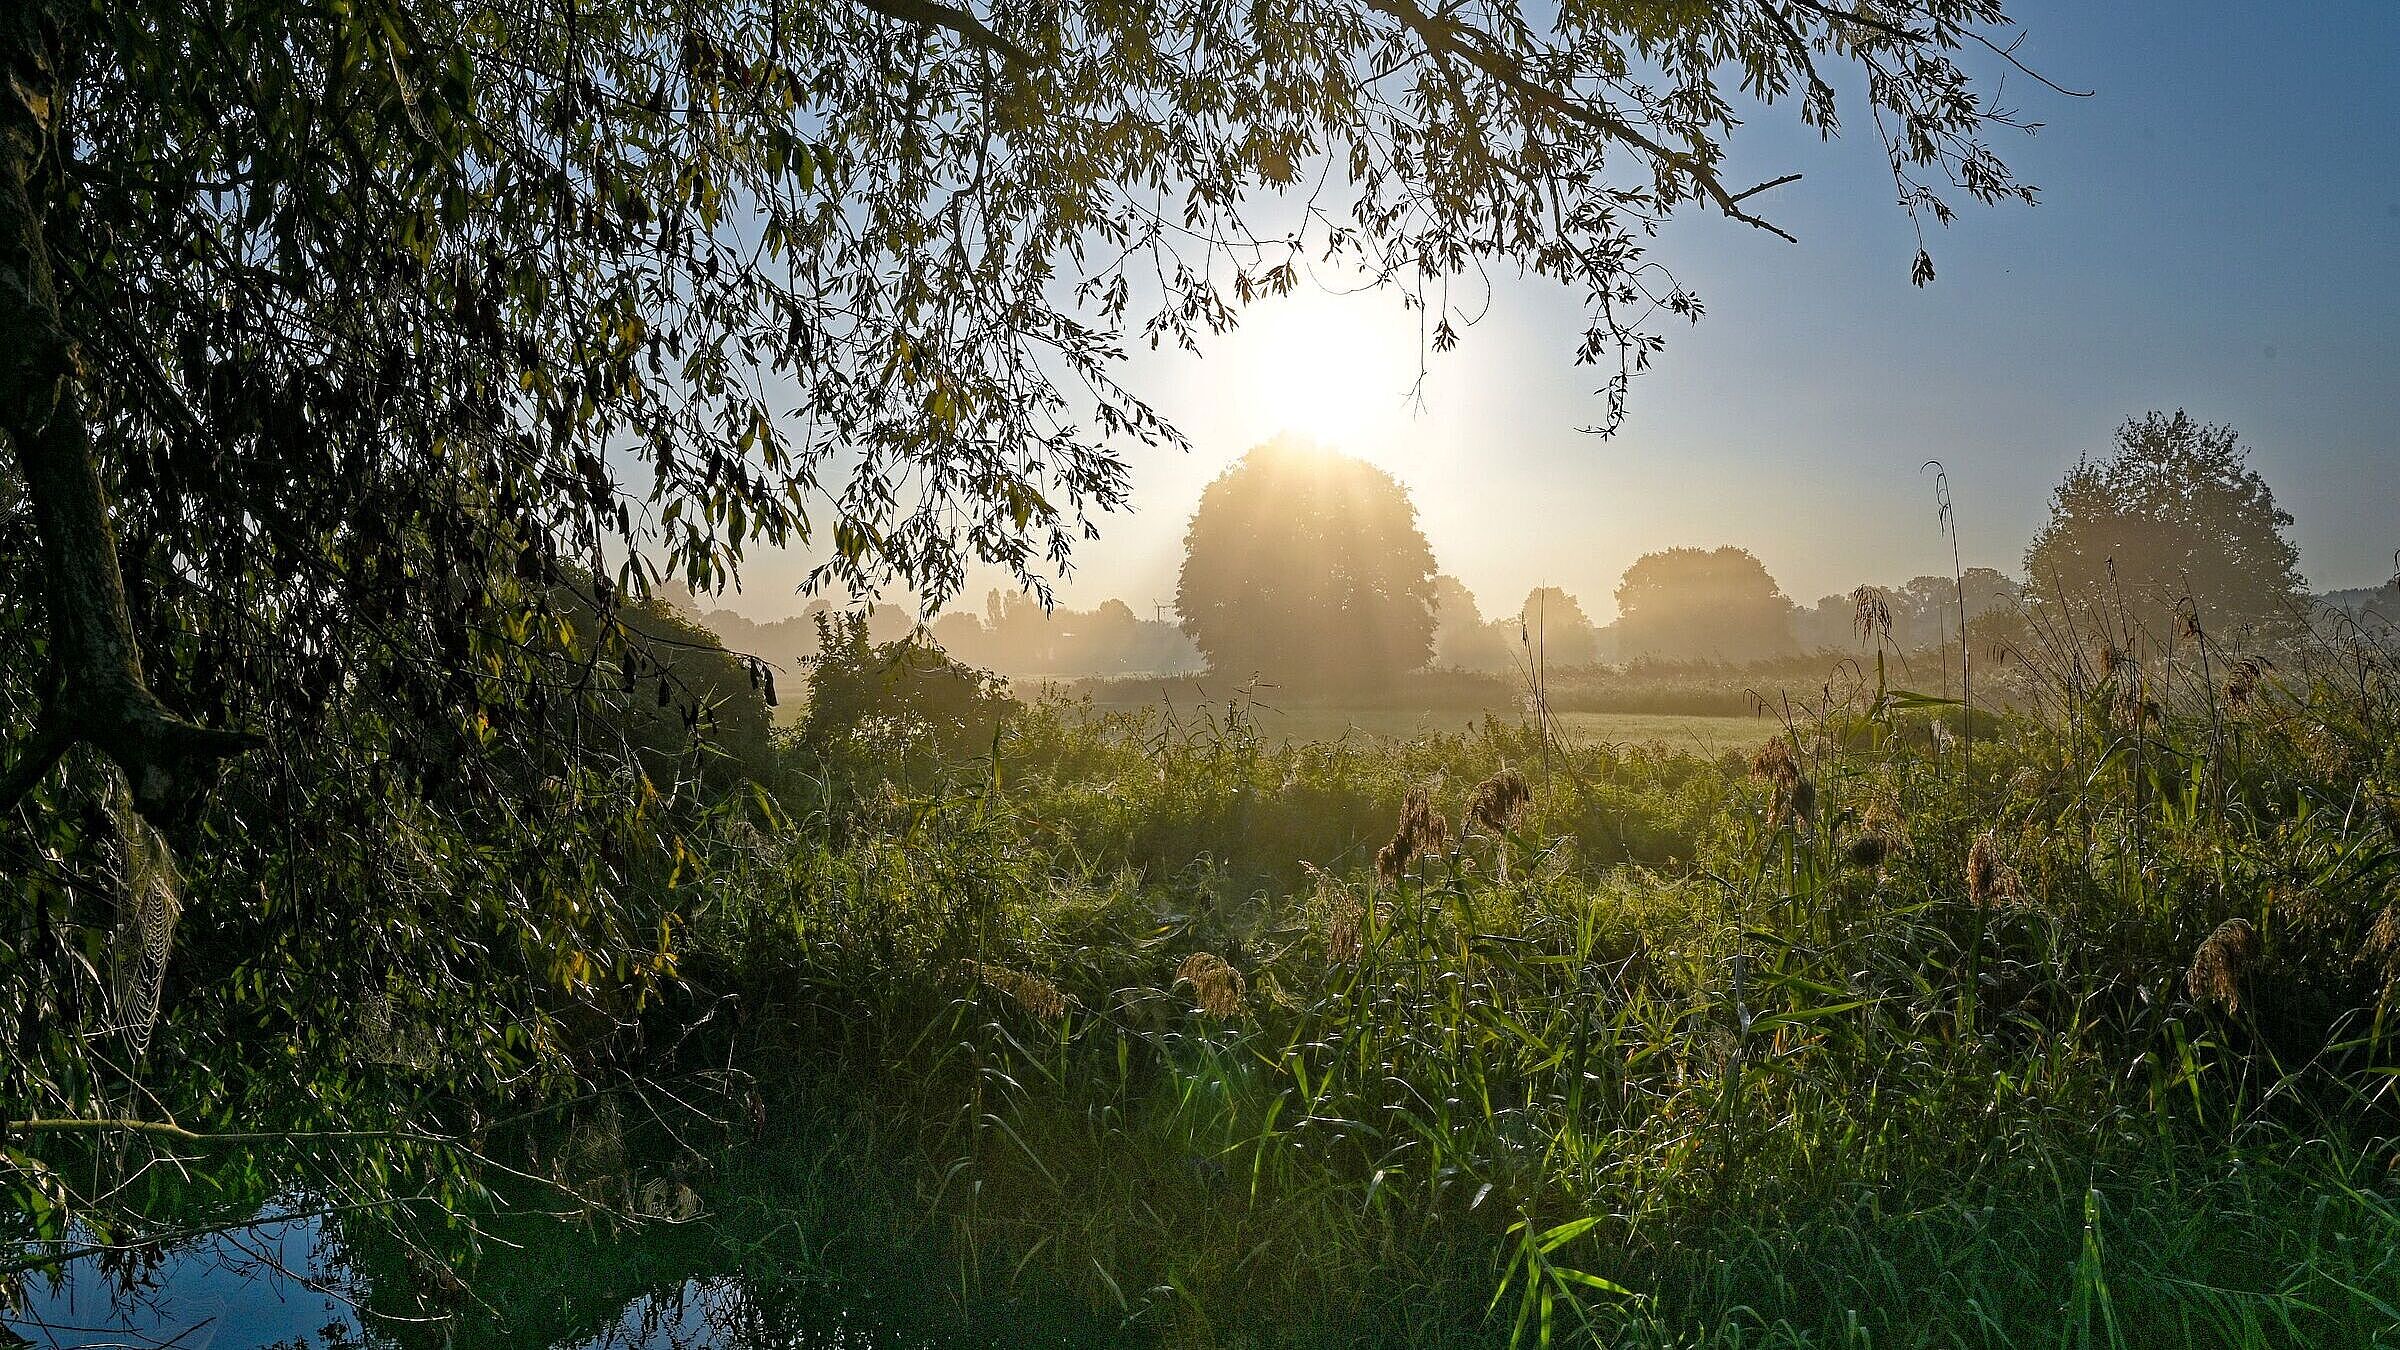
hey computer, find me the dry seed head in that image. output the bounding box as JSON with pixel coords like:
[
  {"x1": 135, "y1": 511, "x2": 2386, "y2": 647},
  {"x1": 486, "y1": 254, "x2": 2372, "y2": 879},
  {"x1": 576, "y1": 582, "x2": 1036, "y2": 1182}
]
[
  {"x1": 2362, "y1": 904, "x2": 2400, "y2": 998},
  {"x1": 2364, "y1": 903, "x2": 2400, "y2": 963},
  {"x1": 2299, "y1": 725, "x2": 2359, "y2": 782},
  {"x1": 963, "y1": 960, "x2": 1074, "y2": 1020},
  {"x1": 1175, "y1": 952, "x2": 1245, "y2": 1019},
  {"x1": 1852, "y1": 587, "x2": 1894, "y2": 643},
  {"x1": 2186, "y1": 918, "x2": 2260, "y2": 1015},
  {"x1": 1322, "y1": 893, "x2": 1363, "y2": 964},
  {"x1": 1966, "y1": 833, "x2": 2007, "y2": 906},
  {"x1": 1466, "y1": 769, "x2": 1533, "y2": 835},
  {"x1": 2225, "y1": 658, "x2": 2262, "y2": 709},
  {"x1": 1377, "y1": 785, "x2": 1449, "y2": 881},
  {"x1": 2100, "y1": 644, "x2": 2128, "y2": 678},
  {"x1": 1423, "y1": 809, "x2": 1452, "y2": 854},
  {"x1": 1749, "y1": 738, "x2": 1801, "y2": 791}
]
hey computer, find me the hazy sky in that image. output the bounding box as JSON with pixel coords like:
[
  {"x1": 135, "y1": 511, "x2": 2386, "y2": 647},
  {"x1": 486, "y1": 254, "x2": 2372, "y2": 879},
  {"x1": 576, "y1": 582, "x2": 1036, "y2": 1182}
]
[{"x1": 719, "y1": 0, "x2": 2400, "y2": 624}]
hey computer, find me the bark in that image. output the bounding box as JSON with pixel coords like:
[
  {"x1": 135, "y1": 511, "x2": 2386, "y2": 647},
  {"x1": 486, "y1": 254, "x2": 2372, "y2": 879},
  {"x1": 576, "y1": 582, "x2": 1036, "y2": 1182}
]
[{"x1": 1, "y1": 8, "x2": 254, "y2": 825}]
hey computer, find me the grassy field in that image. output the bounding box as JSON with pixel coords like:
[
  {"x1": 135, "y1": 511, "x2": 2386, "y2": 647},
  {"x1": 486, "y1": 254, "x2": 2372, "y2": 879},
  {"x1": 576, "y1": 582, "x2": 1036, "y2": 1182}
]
[
  {"x1": 645, "y1": 627, "x2": 2400, "y2": 1347},
  {"x1": 1094, "y1": 701, "x2": 1777, "y2": 756},
  {"x1": 58, "y1": 634, "x2": 2397, "y2": 1347}
]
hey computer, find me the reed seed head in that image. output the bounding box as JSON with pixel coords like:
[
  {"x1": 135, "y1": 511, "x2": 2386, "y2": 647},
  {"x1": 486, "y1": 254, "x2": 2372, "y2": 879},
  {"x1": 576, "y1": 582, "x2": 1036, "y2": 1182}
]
[
  {"x1": 1466, "y1": 769, "x2": 1533, "y2": 835},
  {"x1": 964, "y1": 959, "x2": 1074, "y2": 1020},
  {"x1": 1966, "y1": 833, "x2": 2006, "y2": 906},
  {"x1": 1749, "y1": 739, "x2": 1800, "y2": 791},
  {"x1": 2225, "y1": 658, "x2": 2263, "y2": 708},
  {"x1": 2362, "y1": 904, "x2": 2400, "y2": 999},
  {"x1": 1378, "y1": 786, "x2": 1450, "y2": 881},
  {"x1": 1175, "y1": 952, "x2": 1245, "y2": 1019},
  {"x1": 2186, "y1": 918, "x2": 2259, "y2": 1015},
  {"x1": 1852, "y1": 587, "x2": 1894, "y2": 643},
  {"x1": 1323, "y1": 895, "x2": 1363, "y2": 964}
]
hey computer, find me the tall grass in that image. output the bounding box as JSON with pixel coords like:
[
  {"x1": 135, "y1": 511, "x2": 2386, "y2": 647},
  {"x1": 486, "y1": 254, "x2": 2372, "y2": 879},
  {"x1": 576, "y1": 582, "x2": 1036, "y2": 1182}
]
[{"x1": 678, "y1": 618, "x2": 2400, "y2": 1346}]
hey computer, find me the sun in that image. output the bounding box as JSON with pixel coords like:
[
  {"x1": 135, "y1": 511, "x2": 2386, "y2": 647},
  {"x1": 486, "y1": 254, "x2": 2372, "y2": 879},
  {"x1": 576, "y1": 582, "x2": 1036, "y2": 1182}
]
[{"x1": 1231, "y1": 292, "x2": 1426, "y2": 448}]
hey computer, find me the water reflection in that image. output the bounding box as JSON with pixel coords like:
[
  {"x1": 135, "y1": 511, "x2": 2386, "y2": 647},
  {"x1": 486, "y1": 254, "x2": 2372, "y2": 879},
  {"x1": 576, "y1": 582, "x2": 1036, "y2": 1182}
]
[
  {"x1": 6, "y1": 1216, "x2": 365, "y2": 1349},
  {"x1": 7, "y1": 1210, "x2": 1097, "y2": 1349}
]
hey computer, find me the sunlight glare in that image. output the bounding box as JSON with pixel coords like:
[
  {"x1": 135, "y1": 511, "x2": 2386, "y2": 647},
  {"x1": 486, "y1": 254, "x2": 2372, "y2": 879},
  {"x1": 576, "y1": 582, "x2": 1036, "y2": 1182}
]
[{"x1": 1230, "y1": 292, "x2": 1427, "y2": 451}]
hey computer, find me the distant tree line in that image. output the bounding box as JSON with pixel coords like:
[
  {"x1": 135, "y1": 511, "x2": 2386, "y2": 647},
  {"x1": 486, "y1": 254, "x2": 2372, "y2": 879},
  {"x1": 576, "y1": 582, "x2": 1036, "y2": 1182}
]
[
  {"x1": 686, "y1": 589, "x2": 1203, "y2": 687},
  {"x1": 693, "y1": 414, "x2": 2366, "y2": 690}
]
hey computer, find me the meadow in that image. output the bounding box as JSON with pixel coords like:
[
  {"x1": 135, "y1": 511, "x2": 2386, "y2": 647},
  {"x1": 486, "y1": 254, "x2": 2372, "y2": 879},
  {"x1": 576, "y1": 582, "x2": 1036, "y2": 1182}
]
[
  {"x1": 14, "y1": 621, "x2": 2400, "y2": 1348},
  {"x1": 575, "y1": 619, "x2": 2400, "y2": 1349},
  {"x1": 1089, "y1": 703, "x2": 1774, "y2": 757}
]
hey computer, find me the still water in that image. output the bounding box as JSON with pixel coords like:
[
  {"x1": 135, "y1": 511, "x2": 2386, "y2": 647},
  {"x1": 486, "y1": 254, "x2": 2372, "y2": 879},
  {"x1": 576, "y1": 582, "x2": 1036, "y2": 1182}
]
[{"x1": 5, "y1": 1206, "x2": 1097, "y2": 1349}]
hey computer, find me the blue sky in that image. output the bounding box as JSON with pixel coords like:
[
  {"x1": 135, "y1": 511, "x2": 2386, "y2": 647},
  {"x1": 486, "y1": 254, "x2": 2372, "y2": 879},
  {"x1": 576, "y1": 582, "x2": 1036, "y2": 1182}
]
[{"x1": 722, "y1": 1, "x2": 2400, "y2": 623}]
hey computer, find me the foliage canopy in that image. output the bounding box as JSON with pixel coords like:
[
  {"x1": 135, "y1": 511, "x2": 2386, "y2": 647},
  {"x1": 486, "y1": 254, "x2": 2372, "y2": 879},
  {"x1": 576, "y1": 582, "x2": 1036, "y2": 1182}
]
[
  {"x1": 1176, "y1": 440, "x2": 1438, "y2": 688},
  {"x1": 0, "y1": 0, "x2": 2036, "y2": 834},
  {"x1": 2024, "y1": 411, "x2": 2307, "y2": 643},
  {"x1": 1614, "y1": 545, "x2": 1799, "y2": 662}
]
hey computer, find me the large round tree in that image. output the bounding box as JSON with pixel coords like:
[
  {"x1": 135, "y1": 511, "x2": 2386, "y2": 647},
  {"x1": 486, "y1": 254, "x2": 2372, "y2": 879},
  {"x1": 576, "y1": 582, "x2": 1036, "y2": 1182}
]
[
  {"x1": 1177, "y1": 440, "x2": 1436, "y2": 688},
  {"x1": 1614, "y1": 546, "x2": 1799, "y2": 663},
  {"x1": 2025, "y1": 412, "x2": 2307, "y2": 642}
]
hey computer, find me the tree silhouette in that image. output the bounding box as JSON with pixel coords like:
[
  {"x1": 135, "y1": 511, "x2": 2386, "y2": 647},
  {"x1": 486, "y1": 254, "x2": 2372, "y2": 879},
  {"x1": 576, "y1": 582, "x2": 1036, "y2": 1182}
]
[
  {"x1": 1431, "y1": 575, "x2": 1513, "y2": 671},
  {"x1": 1516, "y1": 587, "x2": 1600, "y2": 667},
  {"x1": 2025, "y1": 412, "x2": 2306, "y2": 643},
  {"x1": 1176, "y1": 440, "x2": 1436, "y2": 688},
  {"x1": 1614, "y1": 547, "x2": 1799, "y2": 663}
]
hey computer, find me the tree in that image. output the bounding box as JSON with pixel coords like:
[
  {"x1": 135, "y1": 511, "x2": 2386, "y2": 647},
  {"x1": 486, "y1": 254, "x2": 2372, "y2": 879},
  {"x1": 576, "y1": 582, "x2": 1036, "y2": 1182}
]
[
  {"x1": 1176, "y1": 440, "x2": 1437, "y2": 687},
  {"x1": 1431, "y1": 575, "x2": 1513, "y2": 672},
  {"x1": 1516, "y1": 586, "x2": 1600, "y2": 667},
  {"x1": 0, "y1": 0, "x2": 2036, "y2": 834},
  {"x1": 2025, "y1": 412, "x2": 2307, "y2": 642},
  {"x1": 1614, "y1": 547, "x2": 1799, "y2": 663}
]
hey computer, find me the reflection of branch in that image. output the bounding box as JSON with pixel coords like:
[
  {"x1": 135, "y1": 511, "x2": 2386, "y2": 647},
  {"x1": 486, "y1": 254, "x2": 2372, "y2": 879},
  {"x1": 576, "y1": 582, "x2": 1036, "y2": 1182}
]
[
  {"x1": 1361, "y1": 0, "x2": 1801, "y2": 241},
  {"x1": 0, "y1": 1195, "x2": 430, "y2": 1280}
]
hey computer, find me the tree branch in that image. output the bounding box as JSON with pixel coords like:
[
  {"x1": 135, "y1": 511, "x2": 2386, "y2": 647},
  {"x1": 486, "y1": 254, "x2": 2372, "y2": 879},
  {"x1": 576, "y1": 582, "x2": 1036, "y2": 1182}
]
[
  {"x1": 847, "y1": 0, "x2": 1034, "y2": 69},
  {"x1": 0, "y1": 710, "x2": 72, "y2": 815},
  {"x1": 1360, "y1": 0, "x2": 1800, "y2": 242}
]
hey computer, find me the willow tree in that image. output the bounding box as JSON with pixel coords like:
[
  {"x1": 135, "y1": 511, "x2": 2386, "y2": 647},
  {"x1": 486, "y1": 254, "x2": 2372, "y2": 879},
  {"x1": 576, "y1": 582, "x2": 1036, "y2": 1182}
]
[{"x1": 0, "y1": 0, "x2": 2042, "y2": 833}]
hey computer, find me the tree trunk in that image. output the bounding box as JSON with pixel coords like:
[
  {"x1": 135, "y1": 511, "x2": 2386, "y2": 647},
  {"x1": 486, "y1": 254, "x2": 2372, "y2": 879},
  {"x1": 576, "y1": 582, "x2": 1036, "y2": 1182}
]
[{"x1": 1, "y1": 9, "x2": 253, "y2": 826}]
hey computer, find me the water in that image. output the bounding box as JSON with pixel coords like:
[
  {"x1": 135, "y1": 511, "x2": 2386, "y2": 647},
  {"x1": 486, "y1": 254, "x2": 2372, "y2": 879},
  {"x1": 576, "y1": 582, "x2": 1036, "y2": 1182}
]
[
  {"x1": 8, "y1": 1234, "x2": 936, "y2": 1349},
  {"x1": 7, "y1": 1215, "x2": 367, "y2": 1349},
  {"x1": 5, "y1": 1202, "x2": 1103, "y2": 1349}
]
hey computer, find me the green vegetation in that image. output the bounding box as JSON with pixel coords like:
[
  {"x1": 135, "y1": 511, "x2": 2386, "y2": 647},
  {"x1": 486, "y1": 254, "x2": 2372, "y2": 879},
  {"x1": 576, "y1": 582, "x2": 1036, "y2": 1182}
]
[
  {"x1": 267, "y1": 616, "x2": 2400, "y2": 1347},
  {"x1": 11, "y1": 0, "x2": 2398, "y2": 1343}
]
